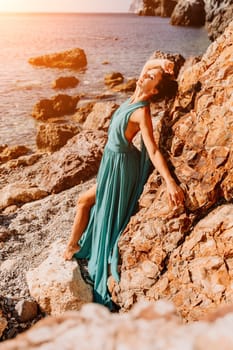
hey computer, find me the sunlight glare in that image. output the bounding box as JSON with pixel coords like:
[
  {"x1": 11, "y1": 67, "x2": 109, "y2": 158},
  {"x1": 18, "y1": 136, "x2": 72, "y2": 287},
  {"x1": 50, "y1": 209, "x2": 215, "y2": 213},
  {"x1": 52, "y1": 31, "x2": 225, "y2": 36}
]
[{"x1": 0, "y1": 0, "x2": 131, "y2": 13}]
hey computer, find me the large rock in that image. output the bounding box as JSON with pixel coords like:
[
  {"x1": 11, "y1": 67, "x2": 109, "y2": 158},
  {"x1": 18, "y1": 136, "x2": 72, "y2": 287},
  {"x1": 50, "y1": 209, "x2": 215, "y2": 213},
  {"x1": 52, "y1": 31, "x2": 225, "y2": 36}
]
[
  {"x1": 111, "y1": 21, "x2": 233, "y2": 315},
  {"x1": 170, "y1": 0, "x2": 206, "y2": 26},
  {"x1": 0, "y1": 183, "x2": 48, "y2": 210},
  {"x1": 36, "y1": 122, "x2": 80, "y2": 152},
  {"x1": 83, "y1": 102, "x2": 118, "y2": 131},
  {"x1": 39, "y1": 130, "x2": 107, "y2": 193},
  {"x1": 205, "y1": 0, "x2": 233, "y2": 40},
  {"x1": 130, "y1": 0, "x2": 178, "y2": 17},
  {"x1": 26, "y1": 241, "x2": 93, "y2": 316},
  {"x1": 2, "y1": 300, "x2": 233, "y2": 349},
  {"x1": 28, "y1": 48, "x2": 87, "y2": 70},
  {"x1": 32, "y1": 94, "x2": 80, "y2": 121}
]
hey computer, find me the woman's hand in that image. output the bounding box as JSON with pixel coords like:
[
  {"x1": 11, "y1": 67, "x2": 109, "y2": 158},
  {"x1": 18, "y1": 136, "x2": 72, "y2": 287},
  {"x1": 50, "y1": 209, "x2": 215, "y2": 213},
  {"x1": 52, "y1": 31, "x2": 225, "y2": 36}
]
[
  {"x1": 161, "y1": 59, "x2": 174, "y2": 75},
  {"x1": 166, "y1": 179, "x2": 184, "y2": 208},
  {"x1": 140, "y1": 58, "x2": 174, "y2": 80}
]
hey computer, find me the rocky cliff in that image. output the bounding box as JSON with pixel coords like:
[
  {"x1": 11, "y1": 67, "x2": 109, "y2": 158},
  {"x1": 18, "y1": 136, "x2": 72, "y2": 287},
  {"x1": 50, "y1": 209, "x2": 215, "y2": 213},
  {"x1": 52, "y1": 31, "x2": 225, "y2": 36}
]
[
  {"x1": 129, "y1": 0, "x2": 233, "y2": 40},
  {"x1": 129, "y1": 0, "x2": 178, "y2": 17},
  {"x1": 111, "y1": 20, "x2": 233, "y2": 320}
]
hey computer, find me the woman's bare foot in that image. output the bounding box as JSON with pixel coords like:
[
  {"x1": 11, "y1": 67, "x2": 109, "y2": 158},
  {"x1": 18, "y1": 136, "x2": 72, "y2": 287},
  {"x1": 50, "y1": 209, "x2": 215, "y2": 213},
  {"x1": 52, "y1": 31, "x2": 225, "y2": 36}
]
[{"x1": 63, "y1": 243, "x2": 80, "y2": 261}]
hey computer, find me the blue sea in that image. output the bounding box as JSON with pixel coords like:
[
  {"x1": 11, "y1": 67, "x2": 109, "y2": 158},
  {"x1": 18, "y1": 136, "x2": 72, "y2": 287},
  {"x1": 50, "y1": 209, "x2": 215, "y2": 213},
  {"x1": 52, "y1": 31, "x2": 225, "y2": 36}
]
[{"x1": 0, "y1": 13, "x2": 211, "y2": 148}]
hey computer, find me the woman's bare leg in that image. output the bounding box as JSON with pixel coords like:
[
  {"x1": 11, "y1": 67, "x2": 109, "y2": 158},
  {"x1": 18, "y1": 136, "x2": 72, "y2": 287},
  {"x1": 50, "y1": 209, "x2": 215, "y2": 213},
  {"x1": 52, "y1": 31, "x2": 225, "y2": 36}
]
[{"x1": 63, "y1": 184, "x2": 97, "y2": 260}]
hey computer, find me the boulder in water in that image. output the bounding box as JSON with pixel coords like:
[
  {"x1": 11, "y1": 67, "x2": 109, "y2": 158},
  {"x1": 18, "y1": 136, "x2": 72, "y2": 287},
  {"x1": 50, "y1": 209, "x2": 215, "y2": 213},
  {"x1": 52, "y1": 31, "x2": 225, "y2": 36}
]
[{"x1": 28, "y1": 48, "x2": 87, "y2": 70}]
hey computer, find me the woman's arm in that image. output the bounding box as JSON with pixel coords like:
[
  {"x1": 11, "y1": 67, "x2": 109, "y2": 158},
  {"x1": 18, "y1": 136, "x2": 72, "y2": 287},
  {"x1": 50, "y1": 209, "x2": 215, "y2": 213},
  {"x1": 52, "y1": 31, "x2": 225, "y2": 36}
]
[
  {"x1": 139, "y1": 107, "x2": 184, "y2": 207},
  {"x1": 139, "y1": 58, "x2": 174, "y2": 78}
]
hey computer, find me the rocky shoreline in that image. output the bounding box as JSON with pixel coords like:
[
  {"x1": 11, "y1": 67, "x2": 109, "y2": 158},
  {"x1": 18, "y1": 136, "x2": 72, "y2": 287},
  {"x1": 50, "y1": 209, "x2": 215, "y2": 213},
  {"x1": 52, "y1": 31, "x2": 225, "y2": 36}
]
[
  {"x1": 1, "y1": 19, "x2": 233, "y2": 348},
  {"x1": 130, "y1": 0, "x2": 233, "y2": 41}
]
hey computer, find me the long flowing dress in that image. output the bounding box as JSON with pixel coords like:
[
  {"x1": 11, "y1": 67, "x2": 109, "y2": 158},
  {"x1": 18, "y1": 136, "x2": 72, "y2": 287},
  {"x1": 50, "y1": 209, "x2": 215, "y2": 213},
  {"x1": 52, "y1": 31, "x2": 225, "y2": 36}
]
[{"x1": 75, "y1": 98, "x2": 152, "y2": 309}]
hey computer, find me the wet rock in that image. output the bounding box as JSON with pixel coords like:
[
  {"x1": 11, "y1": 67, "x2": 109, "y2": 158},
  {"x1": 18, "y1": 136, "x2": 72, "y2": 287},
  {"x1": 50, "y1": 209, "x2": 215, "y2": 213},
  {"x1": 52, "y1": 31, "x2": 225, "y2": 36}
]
[
  {"x1": 112, "y1": 79, "x2": 137, "y2": 93},
  {"x1": 28, "y1": 48, "x2": 87, "y2": 70},
  {"x1": 170, "y1": 0, "x2": 206, "y2": 27},
  {"x1": 52, "y1": 76, "x2": 79, "y2": 89},
  {"x1": 104, "y1": 72, "x2": 124, "y2": 88},
  {"x1": 83, "y1": 102, "x2": 118, "y2": 131},
  {"x1": 31, "y1": 94, "x2": 80, "y2": 121},
  {"x1": 39, "y1": 130, "x2": 106, "y2": 193},
  {"x1": 15, "y1": 300, "x2": 38, "y2": 323},
  {"x1": 26, "y1": 241, "x2": 93, "y2": 316},
  {"x1": 0, "y1": 183, "x2": 48, "y2": 210},
  {"x1": 36, "y1": 122, "x2": 80, "y2": 152},
  {"x1": 0, "y1": 145, "x2": 30, "y2": 164}
]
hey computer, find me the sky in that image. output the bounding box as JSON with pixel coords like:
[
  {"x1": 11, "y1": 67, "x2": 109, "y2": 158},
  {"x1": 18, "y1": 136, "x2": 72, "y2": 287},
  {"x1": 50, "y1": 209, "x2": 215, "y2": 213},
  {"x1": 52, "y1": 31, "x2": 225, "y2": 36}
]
[{"x1": 0, "y1": 0, "x2": 132, "y2": 13}]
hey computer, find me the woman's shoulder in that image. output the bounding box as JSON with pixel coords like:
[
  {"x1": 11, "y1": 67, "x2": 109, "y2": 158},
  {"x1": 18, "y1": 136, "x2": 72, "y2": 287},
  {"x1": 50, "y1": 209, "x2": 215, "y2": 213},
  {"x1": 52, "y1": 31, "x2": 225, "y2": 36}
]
[{"x1": 130, "y1": 104, "x2": 150, "y2": 123}]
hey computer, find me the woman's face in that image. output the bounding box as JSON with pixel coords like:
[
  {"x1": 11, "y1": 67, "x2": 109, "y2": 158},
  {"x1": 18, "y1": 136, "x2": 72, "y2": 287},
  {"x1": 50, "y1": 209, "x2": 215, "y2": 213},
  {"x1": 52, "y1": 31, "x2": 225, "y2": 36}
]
[{"x1": 137, "y1": 68, "x2": 163, "y2": 96}]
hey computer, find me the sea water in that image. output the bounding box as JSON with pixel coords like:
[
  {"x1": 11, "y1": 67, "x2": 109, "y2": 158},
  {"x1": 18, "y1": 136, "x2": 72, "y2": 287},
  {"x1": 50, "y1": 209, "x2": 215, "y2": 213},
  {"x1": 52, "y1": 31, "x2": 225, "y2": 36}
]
[{"x1": 0, "y1": 13, "x2": 211, "y2": 147}]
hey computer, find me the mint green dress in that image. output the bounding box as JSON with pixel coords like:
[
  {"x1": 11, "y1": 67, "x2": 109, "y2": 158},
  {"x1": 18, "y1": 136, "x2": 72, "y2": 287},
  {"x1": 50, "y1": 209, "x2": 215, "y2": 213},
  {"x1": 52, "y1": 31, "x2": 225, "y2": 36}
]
[{"x1": 75, "y1": 99, "x2": 152, "y2": 308}]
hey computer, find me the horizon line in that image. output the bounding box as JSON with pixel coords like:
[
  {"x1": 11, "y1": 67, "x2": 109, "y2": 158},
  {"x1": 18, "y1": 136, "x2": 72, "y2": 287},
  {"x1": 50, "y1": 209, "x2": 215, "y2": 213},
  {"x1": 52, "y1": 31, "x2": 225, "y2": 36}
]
[{"x1": 0, "y1": 10, "x2": 132, "y2": 15}]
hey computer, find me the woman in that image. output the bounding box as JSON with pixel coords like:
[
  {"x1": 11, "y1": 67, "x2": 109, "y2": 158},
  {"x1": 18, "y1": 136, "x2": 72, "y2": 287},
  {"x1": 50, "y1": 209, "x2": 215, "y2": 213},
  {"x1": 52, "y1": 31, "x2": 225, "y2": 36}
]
[{"x1": 64, "y1": 58, "x2": 184, "y2": 308}]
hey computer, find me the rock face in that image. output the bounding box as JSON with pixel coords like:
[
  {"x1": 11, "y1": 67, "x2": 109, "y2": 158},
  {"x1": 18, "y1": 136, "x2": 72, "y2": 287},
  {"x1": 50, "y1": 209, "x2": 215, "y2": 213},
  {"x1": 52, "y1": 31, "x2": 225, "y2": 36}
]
[
  {"x1": 151, "y1": 204, "x2": 233, "y2": 321},
  {"x1": 205, "y1": 0, "x2": 233, "y2": 40},
  {"x1": 28, "y1": 48, "x2": 87, "y2": 70},
  {"x1": 111, "y1": 21, "x2": 233, "y2": 317},
  {"x1": 36, "y1": 122, "x2": 80, "y2": 152},
  {"x1": 2, "y1": 300, "x2": 233, "y2": 350},
  {"x1": 39, "y1": 130, "x2": 107, "y2": 193},
  {"x1": 26, "y1": 241, "x2": 93, "y2": 316},
  {"x1": 130, "y1": 0, "x2": 178, "y2": 17},
  {"x1": 83, "y1": 102, "x2": 118, "y2": 131},
  {"x1": 32, "y1": 94, "x2": 80, "y2": 121},
  {"x1": 170, "y1": 0, "x2": 206, "y2": 26}
]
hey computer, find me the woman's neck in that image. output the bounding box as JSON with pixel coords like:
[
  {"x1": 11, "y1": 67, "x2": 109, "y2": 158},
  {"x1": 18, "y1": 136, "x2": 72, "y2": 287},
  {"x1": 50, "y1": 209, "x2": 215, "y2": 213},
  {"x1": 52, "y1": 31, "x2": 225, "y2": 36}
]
[{"x1": 130, "y1": 87, "x2": 150, "y2": 104}]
